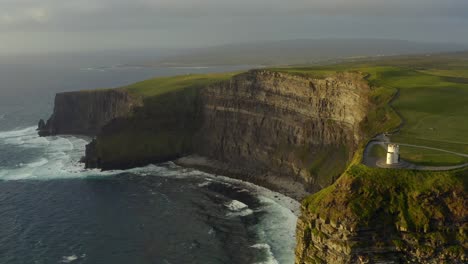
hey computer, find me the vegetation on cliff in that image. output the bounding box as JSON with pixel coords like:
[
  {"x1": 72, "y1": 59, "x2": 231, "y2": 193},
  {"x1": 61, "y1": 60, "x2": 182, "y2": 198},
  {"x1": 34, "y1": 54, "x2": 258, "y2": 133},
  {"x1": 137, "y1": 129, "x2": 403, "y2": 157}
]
[
  {"x1": 88, "y1": 72, "x2": 240, "y2": 169},
  {"x1": 294, "y1": 53, "x2": 468, "y2": 263},
  {"x1": 299, "y1": 153, "x2": 467, "y2": 262},
  {"x1": 304, "y1": 158, "x2": 466, "y2": 230}
]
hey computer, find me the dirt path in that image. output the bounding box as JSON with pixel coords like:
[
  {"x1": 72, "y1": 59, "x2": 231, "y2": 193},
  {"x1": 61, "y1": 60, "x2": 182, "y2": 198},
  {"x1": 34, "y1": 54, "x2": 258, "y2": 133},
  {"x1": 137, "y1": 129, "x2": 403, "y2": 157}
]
[{"x1": 393, "y1": 142, "x2": 468, "y2": 158}]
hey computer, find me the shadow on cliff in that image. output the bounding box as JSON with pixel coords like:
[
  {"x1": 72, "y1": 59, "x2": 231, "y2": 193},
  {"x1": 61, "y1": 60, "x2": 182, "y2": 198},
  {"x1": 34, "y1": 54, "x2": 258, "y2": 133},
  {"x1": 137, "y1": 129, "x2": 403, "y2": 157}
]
[{"x1": 85, "y1": 87, "x2": 203, "y2": 170}]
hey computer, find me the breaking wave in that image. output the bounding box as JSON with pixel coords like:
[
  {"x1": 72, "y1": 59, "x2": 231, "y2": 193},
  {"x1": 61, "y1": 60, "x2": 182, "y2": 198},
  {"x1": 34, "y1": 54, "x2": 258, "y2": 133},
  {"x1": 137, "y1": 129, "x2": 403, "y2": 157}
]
[{"x1": 225, "y1": 200, "x2": 254, "y2": 217}]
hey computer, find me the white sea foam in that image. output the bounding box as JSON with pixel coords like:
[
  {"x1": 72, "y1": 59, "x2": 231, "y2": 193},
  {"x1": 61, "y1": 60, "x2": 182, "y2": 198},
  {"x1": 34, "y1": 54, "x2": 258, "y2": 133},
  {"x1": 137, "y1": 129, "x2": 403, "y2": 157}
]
[
  {"x1": 197, "y1": 181, "x2": 212, "y2": 187},
  {"x1": 251, "y1": 244, "x2": 279, "y2": 264},
  {"x1": 143, "y1": 164, "x2": 299, "y2": 263},
  {"x1": 0, "y1": 126, "x2": 36, "y2": 139},
  {"x1": 174, "y1": 168, "x2": 299, "y2": 264},
  {"x1": 0, "y1": 126, "x2": 298, "y2": 263},
  {"x1": 252, "y1": 196, "x2": 298, "y2": 264},
  {"x1": 0, "y1": 127, "x2": 165, "y2": 180},
  {"x1": 26, "y1": 158, "x2": 49, "y2": 168},
  {"x1": 225, "y1": 200, "x2": 249, "y2": 211},
  {"x1": 224, "y1": 200, "x2": 254, "y2": 217},
  {"x1": 61, "y1": 255, "x2": 78, "y2": 263},
  {"x1": 0, "y1": 127, "x2": 108, "y2": 180}
]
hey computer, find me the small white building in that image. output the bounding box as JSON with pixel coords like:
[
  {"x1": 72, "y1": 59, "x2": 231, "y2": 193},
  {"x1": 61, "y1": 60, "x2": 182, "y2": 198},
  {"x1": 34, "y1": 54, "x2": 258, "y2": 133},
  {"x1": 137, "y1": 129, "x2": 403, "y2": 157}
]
[{"x1": 386, "y1": 144, "x2": 400, "y2": 165}]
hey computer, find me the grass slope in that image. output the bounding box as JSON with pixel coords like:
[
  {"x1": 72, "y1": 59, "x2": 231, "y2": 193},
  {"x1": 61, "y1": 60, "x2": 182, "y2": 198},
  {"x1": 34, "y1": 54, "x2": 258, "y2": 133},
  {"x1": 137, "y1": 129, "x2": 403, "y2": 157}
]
[
  {"x1": 304, "y1": 162, "x2": 467, "y2": 231},
  {"x1": 303, "y1": 147, "x2": 467, "y2": 258}
]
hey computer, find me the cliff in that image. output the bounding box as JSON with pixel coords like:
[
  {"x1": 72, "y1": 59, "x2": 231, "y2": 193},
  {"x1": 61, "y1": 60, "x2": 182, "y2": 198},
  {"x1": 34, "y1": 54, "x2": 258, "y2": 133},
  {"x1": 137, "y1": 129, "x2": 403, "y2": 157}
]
[
  {"x1": 38, "y1": 89, "x2": 142, "y2": 136},
  {"x1": 296, "y1": 162, "x2": 467, "y2": 264},
  {"x1": 194, "y1": 71, "x2": 370, "y2": 193},
  {"x1": 81, "y1": 70, "x2": 370, "y2": 197}
]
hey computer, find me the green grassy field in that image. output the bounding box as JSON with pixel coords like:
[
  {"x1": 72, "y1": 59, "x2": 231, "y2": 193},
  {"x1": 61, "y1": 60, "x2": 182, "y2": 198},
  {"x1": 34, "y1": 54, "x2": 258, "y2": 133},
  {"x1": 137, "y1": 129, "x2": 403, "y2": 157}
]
[
  {"x1": 270, "y1": 52, "x2": 468, "y2": 163},
  {"x1": 369, "y1": 144, "x2": 468, "y2": 166},
  {"x1": 399, "y1": 145, "x2": 468, "y2": 166},
  {"x1": 370, "y1": 144, "x2": 386, "y2": 158},
  {"x1": 122, "y1": 72, "x2": 239, "y2": 98}
]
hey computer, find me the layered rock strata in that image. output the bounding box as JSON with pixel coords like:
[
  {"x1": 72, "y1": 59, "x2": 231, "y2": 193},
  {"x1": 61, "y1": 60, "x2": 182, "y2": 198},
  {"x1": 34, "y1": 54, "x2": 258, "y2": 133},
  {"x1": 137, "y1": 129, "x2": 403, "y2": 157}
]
[
  {"x1": 194, "y1": 70, "x2": 370, "y2": 192},
  {"x1": 38, "y1": 89, "x2": 141, "y2": 136}
]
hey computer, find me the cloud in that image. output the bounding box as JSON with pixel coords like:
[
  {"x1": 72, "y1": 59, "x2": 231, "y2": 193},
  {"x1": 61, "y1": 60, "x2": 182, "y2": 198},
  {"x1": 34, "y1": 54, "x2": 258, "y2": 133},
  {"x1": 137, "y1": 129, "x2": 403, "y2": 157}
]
[
  {"x1": 0, "y1": 7, "x2": 49, "y2": 25},
  {"x1": 0, "y1": 1, "x2": 466, "y2": 31},
  {"x1": 0, "y1": 0, "x2": 467, "y2": 54}
]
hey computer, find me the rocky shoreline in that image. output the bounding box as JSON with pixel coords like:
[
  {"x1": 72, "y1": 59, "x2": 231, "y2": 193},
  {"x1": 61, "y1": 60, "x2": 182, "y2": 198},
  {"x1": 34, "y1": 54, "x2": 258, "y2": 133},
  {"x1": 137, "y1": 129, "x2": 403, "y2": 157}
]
[{"x1": 175, "y1": 155, "x2": 310, "y2": 201}]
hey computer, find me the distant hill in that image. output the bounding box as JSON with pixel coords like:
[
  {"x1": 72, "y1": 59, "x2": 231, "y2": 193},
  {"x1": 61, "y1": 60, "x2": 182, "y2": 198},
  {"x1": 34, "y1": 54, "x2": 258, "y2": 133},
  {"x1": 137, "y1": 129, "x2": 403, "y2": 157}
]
[{"x1": 155, "y1": 39, "x2": 468, "y2": 66}]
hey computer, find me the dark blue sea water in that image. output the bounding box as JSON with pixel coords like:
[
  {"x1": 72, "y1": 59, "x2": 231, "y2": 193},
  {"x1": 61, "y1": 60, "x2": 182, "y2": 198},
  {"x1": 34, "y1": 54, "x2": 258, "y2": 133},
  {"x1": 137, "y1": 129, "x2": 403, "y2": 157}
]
[{"x1": 0, "y1": 54, "x2": 298, "y2": 264}]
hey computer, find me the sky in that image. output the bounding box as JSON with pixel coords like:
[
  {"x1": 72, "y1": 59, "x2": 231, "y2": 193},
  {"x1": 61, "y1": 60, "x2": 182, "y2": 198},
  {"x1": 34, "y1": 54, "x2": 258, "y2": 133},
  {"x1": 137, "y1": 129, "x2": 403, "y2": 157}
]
[{"x1": 1, "y1": 0, "x2": 467, "y2": 55}]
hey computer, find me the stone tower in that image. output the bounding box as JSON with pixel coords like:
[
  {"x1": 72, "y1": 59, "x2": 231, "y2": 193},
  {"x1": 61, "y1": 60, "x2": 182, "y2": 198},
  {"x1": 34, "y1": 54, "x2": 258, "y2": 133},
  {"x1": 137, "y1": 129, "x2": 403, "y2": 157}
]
[{"x1": 386, "y1": 144, "x2": 400, "y2": 165}]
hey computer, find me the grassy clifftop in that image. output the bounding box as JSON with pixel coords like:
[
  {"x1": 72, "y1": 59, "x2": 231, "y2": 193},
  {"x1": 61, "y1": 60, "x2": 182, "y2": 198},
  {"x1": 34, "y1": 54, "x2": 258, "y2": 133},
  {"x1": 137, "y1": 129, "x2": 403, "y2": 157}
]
[
  {"x1": 298, "y1": 155, "x2": 467, "y2": 262},
  {"x1": 122, "y1": 72, "x2": 239, "y2": 98},
  {"x1": 304, "y1": 152, "x2": 467, "y2": 230}
]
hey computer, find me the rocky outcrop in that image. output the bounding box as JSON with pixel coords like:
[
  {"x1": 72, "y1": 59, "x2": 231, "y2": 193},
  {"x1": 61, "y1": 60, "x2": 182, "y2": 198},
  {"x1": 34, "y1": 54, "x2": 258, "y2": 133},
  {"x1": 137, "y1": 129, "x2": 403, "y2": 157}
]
[
  {"x1": 38, "y1": 89, "x2": 142, "y2": 136},
  {"x1": 296, "y1": 166, "x2": 467, "y2": 264},
  {"x1": 194, "y1": 70, "x2": 370, "y2": 192}
]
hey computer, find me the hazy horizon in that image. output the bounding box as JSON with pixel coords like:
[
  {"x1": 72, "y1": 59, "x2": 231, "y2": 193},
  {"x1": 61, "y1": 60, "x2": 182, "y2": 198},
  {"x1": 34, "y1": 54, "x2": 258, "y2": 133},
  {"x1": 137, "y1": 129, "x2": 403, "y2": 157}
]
[{"x1": 1, "y1": 0, "x2": 468, "y2": 55}]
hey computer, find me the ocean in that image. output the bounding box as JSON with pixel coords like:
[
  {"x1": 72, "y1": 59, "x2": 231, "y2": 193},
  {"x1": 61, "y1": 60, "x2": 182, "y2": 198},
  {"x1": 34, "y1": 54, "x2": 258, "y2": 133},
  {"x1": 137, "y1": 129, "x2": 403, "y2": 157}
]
[{"x1": 0, "y1": 53, "x2": 299, "y2": 264}]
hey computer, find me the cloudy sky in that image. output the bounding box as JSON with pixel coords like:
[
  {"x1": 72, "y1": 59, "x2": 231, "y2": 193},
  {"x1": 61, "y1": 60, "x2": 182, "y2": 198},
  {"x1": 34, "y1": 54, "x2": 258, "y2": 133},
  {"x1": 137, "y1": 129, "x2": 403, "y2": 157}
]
[{"x1": 1, "y1": 0, "x2": 467, "y2": 55}]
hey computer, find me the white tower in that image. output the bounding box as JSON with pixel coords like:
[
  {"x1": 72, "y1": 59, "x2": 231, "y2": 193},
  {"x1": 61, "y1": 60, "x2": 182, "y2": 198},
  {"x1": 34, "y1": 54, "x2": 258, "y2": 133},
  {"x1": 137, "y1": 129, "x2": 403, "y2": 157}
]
[{"x1": 386, "y1": 144, "x2": 400, "y2": 165}]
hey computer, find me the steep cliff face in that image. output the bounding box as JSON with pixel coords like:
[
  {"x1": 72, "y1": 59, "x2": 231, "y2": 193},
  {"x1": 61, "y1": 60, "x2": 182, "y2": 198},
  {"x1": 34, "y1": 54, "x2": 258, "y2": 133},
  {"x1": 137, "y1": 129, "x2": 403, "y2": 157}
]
[
  {"x1": 84, "y1": 88, "x2": 201, "y2": 170},
  {"x1": 296, "y1": 165, "x2": 467, "y2": 264},
  {"x1": 38, "y1": 89, "x2": 142, "y2": 136},
  {"x1": 194, "y1": 70, "x2": 370, "y2": 192},
  {"x1": 82, "y1": 70, "x2": 370, "y2": 195}
]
